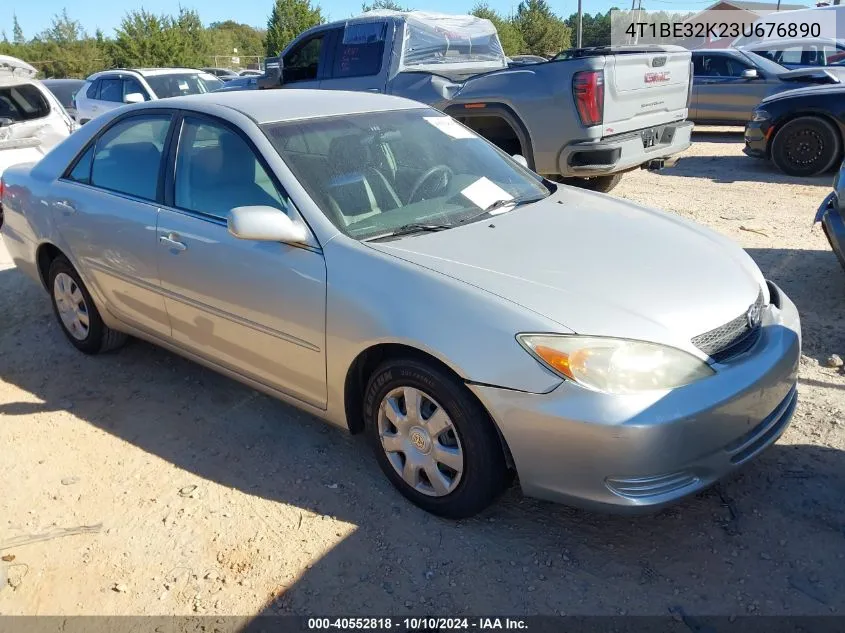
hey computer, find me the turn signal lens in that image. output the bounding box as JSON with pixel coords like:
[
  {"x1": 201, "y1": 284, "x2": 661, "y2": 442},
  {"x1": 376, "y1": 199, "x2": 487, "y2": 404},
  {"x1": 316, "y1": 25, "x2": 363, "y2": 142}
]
[{"x1": 518, "y1": 334, "x2": 715, "y2": 395}]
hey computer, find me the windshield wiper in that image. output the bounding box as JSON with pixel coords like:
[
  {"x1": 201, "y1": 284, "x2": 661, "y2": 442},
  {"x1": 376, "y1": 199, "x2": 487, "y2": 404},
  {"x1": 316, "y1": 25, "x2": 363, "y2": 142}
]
[
  {"x1": 459, "y1": 194, "x2": 548, "y2": 225},
  {"x1": 363, "y1": 222, "x2": 452, "y2": 242}
]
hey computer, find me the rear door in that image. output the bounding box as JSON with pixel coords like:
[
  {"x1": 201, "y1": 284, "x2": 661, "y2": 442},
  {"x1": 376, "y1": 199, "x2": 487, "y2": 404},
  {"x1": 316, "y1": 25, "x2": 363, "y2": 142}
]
[{"x1": 602, "y1": 50, "x2": 692, "y2": 136}]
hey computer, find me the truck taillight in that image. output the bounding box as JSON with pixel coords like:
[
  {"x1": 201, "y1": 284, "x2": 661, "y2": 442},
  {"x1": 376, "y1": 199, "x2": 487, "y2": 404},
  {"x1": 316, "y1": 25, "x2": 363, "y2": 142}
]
[{"x1": 573, "y1": 70, "x2": 604, "y2": 127}]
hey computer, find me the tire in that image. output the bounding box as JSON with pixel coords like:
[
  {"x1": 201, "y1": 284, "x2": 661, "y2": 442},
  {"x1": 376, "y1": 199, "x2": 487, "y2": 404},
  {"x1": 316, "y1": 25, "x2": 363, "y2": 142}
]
[
  {"x1": 48, "y1": 256, "x2": 127, "y2": 354},
  {"x1": 363, "y1": 358, "x2": 509, "y2": 519},
  {"x1": 771, "y1": 116, "x2": 840, "y2": 177},
  {"x1": 560, "y1": 173, "x2": 623, "y2": 193}
]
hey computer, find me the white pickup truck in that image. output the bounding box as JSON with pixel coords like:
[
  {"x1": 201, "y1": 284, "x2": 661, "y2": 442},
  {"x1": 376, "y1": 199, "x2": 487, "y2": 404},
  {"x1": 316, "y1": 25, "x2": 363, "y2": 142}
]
[{"x1": 259, "y1": 11, "x2": 694, "y2": 192}]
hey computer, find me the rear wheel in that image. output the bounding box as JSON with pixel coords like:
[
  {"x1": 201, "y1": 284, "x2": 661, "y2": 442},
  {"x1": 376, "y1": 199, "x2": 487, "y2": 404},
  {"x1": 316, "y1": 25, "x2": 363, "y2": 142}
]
[
  {"x1": 363, "y1": 358, "x2": 509, "y2": 518},
  {"x1": 48, "y1": 256, "x2": 126, "y2": 354},
  {"x1": 771, "y1": 116, "x2": 840, "y2": 177},
  {"x1": 556, "y1": 173, "x2": 623, "y2": 193}
]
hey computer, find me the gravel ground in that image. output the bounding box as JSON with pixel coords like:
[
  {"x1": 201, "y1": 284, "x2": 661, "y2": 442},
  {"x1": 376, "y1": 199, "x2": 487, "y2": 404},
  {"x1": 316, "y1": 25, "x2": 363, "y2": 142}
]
[{"x1": 0, "y1": 128, "x2": 843, "y2": 617}]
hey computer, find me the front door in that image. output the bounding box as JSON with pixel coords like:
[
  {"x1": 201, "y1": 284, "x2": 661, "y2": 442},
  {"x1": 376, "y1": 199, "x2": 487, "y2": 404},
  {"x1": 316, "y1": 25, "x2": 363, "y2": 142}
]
[
  {"x1": 156, "y1": 115, "x2": 328, "y2": 407},
  {"x1": 692, "y1": 53, "x2": 769, "y2": 123},
  {"x1": 280, "y1": 31, "x2": 331, "y2": 90},
  {"x1": 51, "y1": 112, "x2": 172, "y2": 337}
]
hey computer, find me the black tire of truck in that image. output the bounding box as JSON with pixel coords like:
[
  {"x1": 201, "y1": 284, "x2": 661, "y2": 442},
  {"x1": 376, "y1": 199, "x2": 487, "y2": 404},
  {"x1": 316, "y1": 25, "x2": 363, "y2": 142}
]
[{"x1": 557, "y1": 174, "x2": 623, "y2": 194}]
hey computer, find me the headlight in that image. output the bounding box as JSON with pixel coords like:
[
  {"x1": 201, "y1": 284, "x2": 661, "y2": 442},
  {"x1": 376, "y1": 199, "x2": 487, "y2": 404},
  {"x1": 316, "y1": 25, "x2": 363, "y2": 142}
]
[
  {"x1": 752, "y1": 110, "x2": 770, "y2": 122},
  {"x1": 516, "y1": 334, "x2": 715, "y2": 395}
]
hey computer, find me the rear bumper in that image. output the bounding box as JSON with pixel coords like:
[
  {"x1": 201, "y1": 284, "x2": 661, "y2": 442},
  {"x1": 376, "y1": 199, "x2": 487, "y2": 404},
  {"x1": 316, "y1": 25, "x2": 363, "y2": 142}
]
[
  {"x1": 558, "y1": 120, "x2": 693, "y2": 178},
  {"x1": 470, "y1": 282, "x2": 801, "y2": 513}
]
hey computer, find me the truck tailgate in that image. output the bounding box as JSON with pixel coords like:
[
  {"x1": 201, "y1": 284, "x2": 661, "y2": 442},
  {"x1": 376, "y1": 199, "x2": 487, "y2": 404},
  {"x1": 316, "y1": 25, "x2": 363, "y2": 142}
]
[{"x1": 602, "y1": 50, "x2": 691, "y2": 136}]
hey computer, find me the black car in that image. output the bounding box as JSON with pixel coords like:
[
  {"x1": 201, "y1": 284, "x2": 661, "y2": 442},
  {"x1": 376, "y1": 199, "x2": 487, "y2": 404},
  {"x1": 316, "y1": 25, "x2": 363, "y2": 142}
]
[
  {"x1": 744, "y1": 84, "x2": 845, "y2": 177},
  {"x1": 815, "y1": 159, "x2": 845, "y2": 273},
  {"x1": 41, "y1": 78, "x2": 85, "y2": 121}
]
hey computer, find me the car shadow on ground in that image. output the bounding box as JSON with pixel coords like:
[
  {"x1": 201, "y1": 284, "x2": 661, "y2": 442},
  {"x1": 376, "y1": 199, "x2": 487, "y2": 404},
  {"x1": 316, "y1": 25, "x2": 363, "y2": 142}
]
[
  {"x1": 0, "y1": 262, "x2": 843, "y2": 617},
  {"x1": 666, "y1": 130, "x2": 835, "y2": 186}
]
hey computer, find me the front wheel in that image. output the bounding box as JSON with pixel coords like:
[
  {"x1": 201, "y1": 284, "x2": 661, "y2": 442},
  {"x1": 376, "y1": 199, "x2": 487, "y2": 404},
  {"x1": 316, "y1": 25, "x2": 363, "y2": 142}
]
[
  {"x1": 48, "y1": 256, "x2": 127, "y2": 354},
  {"x1": 771, "y1": 116, "x2": 840, "y2": 177},
  {"x1": 363, "y1": 358, "x2": 509, "y2": 518}
]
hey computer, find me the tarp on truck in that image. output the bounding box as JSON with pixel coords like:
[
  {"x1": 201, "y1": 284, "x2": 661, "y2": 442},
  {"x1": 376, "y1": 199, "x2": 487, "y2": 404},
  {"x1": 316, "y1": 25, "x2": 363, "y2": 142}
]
[{"x1": 355, "y1": 10, "x2": 506, "y2": 72}]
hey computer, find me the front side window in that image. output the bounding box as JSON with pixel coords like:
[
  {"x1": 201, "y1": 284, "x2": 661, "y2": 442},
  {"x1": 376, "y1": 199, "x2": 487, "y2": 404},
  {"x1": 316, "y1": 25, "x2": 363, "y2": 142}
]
[
  {"x1": 0, "y1": 84, "x2": 50, "y2": 122},
  {"x1": 333, "y1": 22, "x2": 386, "y2": 78},
  {"x1": 144, "y1": 73, "x2": 223, "y2": 99},
  {"x1": 123, "y1": 78, "x2": 148, "y2": 100},
  {"x1": 283, "y1": 35, "x2": 324, "y2": 82},
  {"x1": 263, "y1": 108, "x2": 550, "y2": 241},
  {"x1": 90, "y1": 114, "x2": 171, "y2": 201},
  {"x1": 98, "y1": 78, "x2": 124, "y2": 102},
  {"x1": 175, "y1": 117, "x2": 288, "y2": 220},
  {"x1": 699, "y1": 54, "x2": 749, "y2": 77}
]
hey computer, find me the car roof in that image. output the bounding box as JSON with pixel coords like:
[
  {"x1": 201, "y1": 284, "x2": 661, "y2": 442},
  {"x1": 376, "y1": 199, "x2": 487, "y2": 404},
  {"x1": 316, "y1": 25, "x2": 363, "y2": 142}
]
[
  {"x1": 42, "y1": 78, "x2": 85, "y2": 85},
  {"x1": 147, "y1": 89, "x2": 423, "y2": 124},
  {"x1": 86, "y1": 68, "x2": 212, "y2": 80},
  {"x1": 742, "y1": 38, "x2": 842, "y2": 49}
]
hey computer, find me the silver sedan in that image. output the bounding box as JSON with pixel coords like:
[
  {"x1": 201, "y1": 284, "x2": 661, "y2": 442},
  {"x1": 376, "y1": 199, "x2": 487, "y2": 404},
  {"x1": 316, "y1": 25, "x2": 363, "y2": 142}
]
[{"x1": 0, "y1": 90, "x2": 801, "y2": 518}]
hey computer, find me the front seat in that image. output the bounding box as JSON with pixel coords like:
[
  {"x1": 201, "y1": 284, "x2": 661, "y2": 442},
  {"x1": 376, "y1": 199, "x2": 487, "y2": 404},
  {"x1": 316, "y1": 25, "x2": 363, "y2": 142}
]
[{"x1": 325, "y1": 134, "x2": 401, "y2": 226}]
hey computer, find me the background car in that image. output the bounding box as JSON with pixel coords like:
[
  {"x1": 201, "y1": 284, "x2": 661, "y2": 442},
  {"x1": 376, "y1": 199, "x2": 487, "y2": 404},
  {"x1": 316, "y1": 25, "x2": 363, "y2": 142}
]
[
  {"x1": 744, "y1": 84, "x2": 845, "y2": 176},
  {"x1": 201, "y1": 67, "x2": 240, "y2": 81},
  {"x1": 1, "y1": 55, "x2": 74, "y2": 190},
  {"x1": 690, "y1": 48, "x2": 843, "y2": 124},
  {"x1": 75, "y1": 68, "x2": 223, "y2": 123},
  {"x1": 815, "y1": 159, "x2": 845, "y2": 272},
  {"x1": 0, "y1": 90, "x2": 801, "y2": 518},
  {"x1": 41, "y1": 78, "x2": 86, "y2": 121},
  {"x1": 213, "y1": 75, "x2": 258, "y2": 92},
  {"x1": 742, "y1": 38, "x2": 845, "y2": 69}
]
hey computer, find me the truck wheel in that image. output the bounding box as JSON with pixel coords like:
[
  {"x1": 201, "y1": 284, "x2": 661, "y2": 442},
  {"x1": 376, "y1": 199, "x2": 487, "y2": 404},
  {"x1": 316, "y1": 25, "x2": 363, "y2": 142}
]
[
  {"x1": 567, "y1": 174, "x2": 622, "y2": 193},
  {"x1": 771, "y1": 116, "x2": 840, "y2": 177}
]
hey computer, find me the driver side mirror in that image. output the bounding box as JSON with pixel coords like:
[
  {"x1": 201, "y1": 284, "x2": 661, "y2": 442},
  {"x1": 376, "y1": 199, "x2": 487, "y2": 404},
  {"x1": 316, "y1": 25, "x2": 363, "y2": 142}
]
[
  {"x1": 228, "y1": 206, "x2": 309, "y2": 244},
  {"x1": 258, "y1": 56, "x2": 283, "y2": 89},
  {"x1": 741, "y1": 68, "x2": 759, "y2": 79},
  {"x1": 512, "y1": 154, "x2": 529, "y2": 168},
  {"x1": 124, "y1": 92, "x2": 145, "y2": 104}
]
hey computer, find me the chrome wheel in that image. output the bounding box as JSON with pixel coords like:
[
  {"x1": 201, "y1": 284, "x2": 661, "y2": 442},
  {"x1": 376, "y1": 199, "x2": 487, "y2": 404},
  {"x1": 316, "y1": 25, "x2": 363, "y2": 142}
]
[
  {"x1": 377, "y1": 386, "x2": 464, "y2": 497},
  {"x1": 53, "y1": 272, "x2": 90, "y2": 341}
]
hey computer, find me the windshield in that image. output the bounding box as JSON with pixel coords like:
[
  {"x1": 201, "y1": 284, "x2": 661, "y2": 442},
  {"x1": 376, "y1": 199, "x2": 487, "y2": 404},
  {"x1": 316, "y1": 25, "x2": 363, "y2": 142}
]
[
  {"x1": 739, "y1": 50, "x2": 788, "y2": 74},
  {"x1": 144, "y1": 73, "x2": 223, "y2": 98},
  {"x1": 262, "y1": 108, "x2": 550, "y2": 241}
]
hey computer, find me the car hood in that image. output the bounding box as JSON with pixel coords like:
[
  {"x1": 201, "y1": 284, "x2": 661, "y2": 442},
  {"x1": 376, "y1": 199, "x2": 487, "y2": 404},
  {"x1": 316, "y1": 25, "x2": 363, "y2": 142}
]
[
  {"x1": 366, "y1": 189, "x2": 765, "y2": 351},
  {"x1": 762, "y1": 82, "x2": 845, "y2": 104}
]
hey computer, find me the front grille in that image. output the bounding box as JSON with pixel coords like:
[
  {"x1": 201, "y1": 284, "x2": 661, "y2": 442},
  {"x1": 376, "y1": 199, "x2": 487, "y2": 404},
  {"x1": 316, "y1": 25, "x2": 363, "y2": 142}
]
[{"x1": 691, "y1": 291, "x2": 764, "y2": 362}]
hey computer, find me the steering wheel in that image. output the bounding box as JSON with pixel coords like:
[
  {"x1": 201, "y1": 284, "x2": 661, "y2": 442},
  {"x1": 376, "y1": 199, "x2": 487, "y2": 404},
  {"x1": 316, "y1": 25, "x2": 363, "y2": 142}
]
[{"x1": 408, "y1": 165, "x2": 454, "y2": 204}]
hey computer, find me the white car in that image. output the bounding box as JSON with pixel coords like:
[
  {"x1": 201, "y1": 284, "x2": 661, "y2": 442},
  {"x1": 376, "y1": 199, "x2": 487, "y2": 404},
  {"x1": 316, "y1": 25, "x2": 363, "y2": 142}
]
[
  {"x1": 74, "y1": 68, "x2": 223, "y2": 124},
  {"x1": 0, "y1": 55, "x2": 74, "y2": 186}
]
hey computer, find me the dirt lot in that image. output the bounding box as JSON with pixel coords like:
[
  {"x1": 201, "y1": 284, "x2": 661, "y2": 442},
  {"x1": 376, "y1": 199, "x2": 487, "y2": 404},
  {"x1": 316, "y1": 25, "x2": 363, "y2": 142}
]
[{"x1": 1, "y1": 129, "x2": 843, "y2": 618}]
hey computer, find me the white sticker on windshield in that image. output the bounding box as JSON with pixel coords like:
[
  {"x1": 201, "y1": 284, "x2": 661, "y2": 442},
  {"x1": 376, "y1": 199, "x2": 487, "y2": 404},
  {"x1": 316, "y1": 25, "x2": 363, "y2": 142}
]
[
  {"x1": 423, "y1": 116, "x2": 477, "y2": 140},
  {"x1": 461, "y1": 177, "x2": 513, "y2": 212}
]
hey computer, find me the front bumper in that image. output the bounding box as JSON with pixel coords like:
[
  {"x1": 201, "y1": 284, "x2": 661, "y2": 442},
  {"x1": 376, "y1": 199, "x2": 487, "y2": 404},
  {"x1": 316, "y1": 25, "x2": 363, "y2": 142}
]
[
  {"x1": 815, "y1": 192, "x2": 845, "y2": 272},
  {"x1": 743, "y1": 119, "x2": 771, "y2": 158},
  {"x1": 558, "y1": 121, "x2": 693, "y2": 178},
  {"x1": 470, "y1": 281, "x2": 801, "y2": 513}
]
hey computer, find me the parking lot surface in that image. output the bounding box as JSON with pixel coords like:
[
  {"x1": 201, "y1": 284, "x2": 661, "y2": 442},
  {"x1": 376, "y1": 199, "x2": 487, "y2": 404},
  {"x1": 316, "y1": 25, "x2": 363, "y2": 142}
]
[{"x1": 1, "y1": 129, "x2": 843, "y2": 616}]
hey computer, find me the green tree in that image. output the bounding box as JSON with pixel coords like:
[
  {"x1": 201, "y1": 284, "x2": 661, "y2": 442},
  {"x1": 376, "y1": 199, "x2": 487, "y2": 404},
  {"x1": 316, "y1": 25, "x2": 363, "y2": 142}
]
[
  {"x1": 265, "y1": 0, "x2": 324, "y2": 57},
  {"x1": 208, "y1": 21, "x2": 266, "y2": 67},
  {"x1": 112, "y1": 8, "x2": 212, "y2": 69},
  {"x1": 361, "y1": 0, "x2": 409, "y2": 11},
  {"x1": 471, "y1": 3, "x2": 525, "y2": 56},
  {"x1": 514, "y1": 0, "x2": 570, "y2": 56},
  {"x1": 13, "y1": 14, "x2": 25, "y2": 45}
]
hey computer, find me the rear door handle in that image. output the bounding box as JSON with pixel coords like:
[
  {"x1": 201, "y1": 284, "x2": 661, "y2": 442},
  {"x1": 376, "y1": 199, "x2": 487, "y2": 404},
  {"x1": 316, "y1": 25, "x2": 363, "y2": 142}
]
[
  {"x1": 56, "y1": 200, "x2": 76, "y2": 215},
  {"x1": 159, "y1": 233, "x2": 187, "y2": 252}
]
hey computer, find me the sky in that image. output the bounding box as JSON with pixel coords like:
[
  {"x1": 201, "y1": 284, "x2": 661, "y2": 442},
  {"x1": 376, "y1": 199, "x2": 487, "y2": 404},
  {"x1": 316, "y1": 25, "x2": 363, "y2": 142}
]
[{"x1": 2, "y1": 0, "x2": 719, "y2": 40}]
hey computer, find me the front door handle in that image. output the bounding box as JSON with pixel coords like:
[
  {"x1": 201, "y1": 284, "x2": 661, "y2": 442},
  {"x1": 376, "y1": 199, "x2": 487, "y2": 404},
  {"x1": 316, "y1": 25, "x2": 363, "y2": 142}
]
[{"x1": 159, "y1": 233, "x2": 187, "y2": 252}]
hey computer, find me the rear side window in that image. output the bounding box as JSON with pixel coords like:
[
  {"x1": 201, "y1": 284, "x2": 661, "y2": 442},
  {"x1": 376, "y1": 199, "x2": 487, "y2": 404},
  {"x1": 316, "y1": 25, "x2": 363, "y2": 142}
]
[
  {"x1": 86, "y1": 81, "x2": 99, "y2": 99},
  {"x1": 66, "y1": 145, "x2": 95, "y2": 184},
  {"x1": 333, "y1": 22, "x2": 386, "y2": 78},
  {"x1": 89, "y1": 114, "x2": 172, "y2": 201},
  {"x1": 0, "y1": 84, "x2": 50, "y2": 122}
]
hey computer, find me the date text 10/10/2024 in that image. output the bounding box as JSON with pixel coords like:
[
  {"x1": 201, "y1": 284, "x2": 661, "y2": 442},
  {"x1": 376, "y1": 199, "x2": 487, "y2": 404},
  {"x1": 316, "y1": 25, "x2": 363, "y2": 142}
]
[{"x1": 307, "y1": 618, "x2": 529, "y2": 630}]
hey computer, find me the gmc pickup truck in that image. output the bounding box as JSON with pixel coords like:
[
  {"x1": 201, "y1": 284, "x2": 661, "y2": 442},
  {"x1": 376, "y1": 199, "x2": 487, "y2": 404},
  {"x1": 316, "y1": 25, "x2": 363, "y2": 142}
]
[{"x1": 258, "y1": 10, "x2": 694, "y2": 192}]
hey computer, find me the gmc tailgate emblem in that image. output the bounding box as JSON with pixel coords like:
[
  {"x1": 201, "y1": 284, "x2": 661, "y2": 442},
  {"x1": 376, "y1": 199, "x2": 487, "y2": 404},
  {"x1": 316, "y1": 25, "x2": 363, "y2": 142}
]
[{"x1": 645, "y1": 71, "x2": 671, "y2": 83}]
